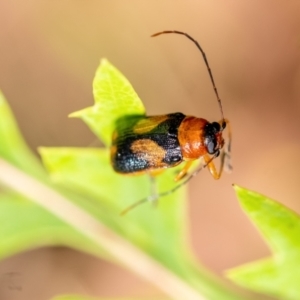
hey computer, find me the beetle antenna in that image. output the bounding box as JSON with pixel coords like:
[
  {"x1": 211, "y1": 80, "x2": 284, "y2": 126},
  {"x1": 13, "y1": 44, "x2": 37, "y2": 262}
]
[
  {"x1": 151, "y1": 30, "x2": 225, "y2": 125},
  {"x1": 120, "y1": 154, "x2": 217, "y2": 215}
]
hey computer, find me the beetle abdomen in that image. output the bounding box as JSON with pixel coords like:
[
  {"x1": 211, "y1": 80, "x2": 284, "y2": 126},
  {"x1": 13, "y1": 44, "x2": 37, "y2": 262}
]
[{"x1": 111, "y1": 113, "x2": 185, "y2": 174}]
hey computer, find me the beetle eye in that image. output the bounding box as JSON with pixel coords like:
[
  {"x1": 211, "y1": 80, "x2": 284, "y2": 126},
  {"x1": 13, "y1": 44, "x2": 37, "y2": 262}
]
[
  {"x1": 206, "y1": 140, "x2": 215, "y2": 154},
  {"x1": 204, "y1": 123, "x2": 219, "y2": 154}
]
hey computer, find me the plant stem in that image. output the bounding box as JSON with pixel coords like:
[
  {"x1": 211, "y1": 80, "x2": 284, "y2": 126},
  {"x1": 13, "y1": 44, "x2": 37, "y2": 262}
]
[{"x1": 0, "y1": 158, "x2": 253, "y2": 300}]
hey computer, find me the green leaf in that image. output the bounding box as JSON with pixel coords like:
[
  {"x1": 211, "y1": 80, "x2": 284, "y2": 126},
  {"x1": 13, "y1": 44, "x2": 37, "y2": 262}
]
[
  {"x1": 0, "y1": 92, "x2": 102, "y2": 262},
  {"x1": 227, "y1": 185, "x2": 300, "y2": 300},
  {"x1": 38, "y1": 146, "x2": 190, "y2": 261},
  {"x1": 0, "y1": 91, "x2": 46, "y2": 178},
  {"x1": 0, "y1": 189, "x2": 101, "y2": 261},
  {"x1": 69, "y1": 59, "x2": 146, "y2": 146}
]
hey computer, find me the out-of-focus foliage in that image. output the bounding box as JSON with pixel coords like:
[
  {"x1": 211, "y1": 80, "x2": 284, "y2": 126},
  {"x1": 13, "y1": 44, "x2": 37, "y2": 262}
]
[{"x1": 228, "y1": 186, "x2": 300, "y2": 300}]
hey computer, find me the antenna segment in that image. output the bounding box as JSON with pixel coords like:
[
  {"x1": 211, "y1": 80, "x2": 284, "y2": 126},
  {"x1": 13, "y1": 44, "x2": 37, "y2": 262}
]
[{"x1": 151, "y1": 30, "x2": 225, "y2": 123}]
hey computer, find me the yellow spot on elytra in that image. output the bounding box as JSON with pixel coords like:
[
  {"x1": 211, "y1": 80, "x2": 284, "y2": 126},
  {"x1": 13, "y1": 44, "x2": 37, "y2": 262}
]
[
  {"x1": 130, "y1": 139, "x2": 166, "y2": 168},
  {"x1": 112, "y1": 131, "x2": 118, "y2": 141},
  {"x1": 133, "y1": 115, "x2": 169, "y2": 134},
  {"x1": 110, "y1": 145, "x2": 117, "y2": 157}
]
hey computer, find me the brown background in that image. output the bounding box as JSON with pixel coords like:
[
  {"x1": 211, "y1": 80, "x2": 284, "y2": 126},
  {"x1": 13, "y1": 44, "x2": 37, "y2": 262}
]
[{"x1": 0, "y1": 1, "x2": 300, "y2": 299}]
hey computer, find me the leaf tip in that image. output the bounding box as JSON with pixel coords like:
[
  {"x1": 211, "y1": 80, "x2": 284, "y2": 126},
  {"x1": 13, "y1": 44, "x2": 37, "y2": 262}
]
[
  {"x1": 232, "y1": 184, "x2": 244, "y2": 193},
  {"x1": 37, "y1": 147, "x2": 49, "y2": 164},
  {"x1": 0, "y1": 90, "x2": 7, "y2": 105},
  {"x1": 68, "y1": 108, "x2": 90, "y2": 119},
  {"x1": 68, "y1": 111, "x2": 80, "y2": 119},
  {"x1": 37, "y1": 146, "x2": 45, "y2": 154},
  {"x1": 95, "y1": 58, "x2": 111, "y2": 75},
  {"x1": 100, "y1": 57, "x2": 109, "y2": 65},
  {"x1": 224, "y1": 268, "x2": 234, "y2": 280}
]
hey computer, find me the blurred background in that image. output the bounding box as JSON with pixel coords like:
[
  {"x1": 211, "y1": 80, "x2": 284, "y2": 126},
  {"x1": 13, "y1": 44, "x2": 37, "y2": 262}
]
[{"x1": 0, "y1": 0, "x2": 300, "y2": 299}]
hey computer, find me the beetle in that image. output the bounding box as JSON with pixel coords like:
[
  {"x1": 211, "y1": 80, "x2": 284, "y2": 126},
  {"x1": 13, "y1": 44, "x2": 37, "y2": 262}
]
[{"x1": 110, "y1": 30, "x2": 232, "y2": 214}]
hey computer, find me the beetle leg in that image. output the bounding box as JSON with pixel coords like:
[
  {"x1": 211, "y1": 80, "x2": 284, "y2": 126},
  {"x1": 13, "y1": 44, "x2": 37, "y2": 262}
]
[
  {"x1": 224, "y1": 150, "x2": 232, "y2": 173},
  {"x1": 148, "y1": 169, "x2": 164, "y2": 203},
  {"x1": 148, "y1": 174, "x2": 158, "y2": 200},
  {"x1": 220, "y1": 118, "x2": 232, "y2": 173},
  {"x1": 174, "y1": 160, "x2": 195, "y2": 182},
  {"x1": 203, "y1": 153, "x2": 226, "y2": 180}
]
